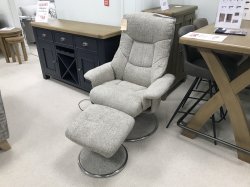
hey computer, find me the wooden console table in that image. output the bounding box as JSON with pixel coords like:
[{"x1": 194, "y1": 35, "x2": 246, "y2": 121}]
[
  {"x1": 179, "y1": 21, "x2": 250, "y2": 163},
  {"x1": 31, "y1": 19, "x2": 121, "y2": 92},
  {"x1": 144, "y1": 5, "x2": 198, "y2": 94}
]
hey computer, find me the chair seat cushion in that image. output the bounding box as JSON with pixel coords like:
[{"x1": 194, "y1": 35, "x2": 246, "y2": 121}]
[{"x1": 89, "y1": 80, "x2": 151, "y2": 117}]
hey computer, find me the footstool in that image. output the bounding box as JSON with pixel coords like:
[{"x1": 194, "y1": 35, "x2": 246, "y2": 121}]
[{"x1": 66, "y1": 104, "x2": 135, "y2": 178}]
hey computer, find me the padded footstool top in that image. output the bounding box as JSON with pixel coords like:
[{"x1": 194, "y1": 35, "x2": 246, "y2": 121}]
[{"x1": 66, "y1": 104, "x2": 135, "y2": 158}]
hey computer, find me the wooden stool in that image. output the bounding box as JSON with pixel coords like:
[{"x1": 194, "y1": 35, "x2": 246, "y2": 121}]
[
  {"x1": 0, "y1": 28, "x2": 22, "y2": 63},
  {"x1": 5, "y1": 36, "x2": 28, "y2": 64}
]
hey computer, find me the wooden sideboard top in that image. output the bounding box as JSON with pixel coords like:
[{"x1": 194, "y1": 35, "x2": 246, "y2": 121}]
[
  {"x1": 143, "y1": 4, "x2": 198, "y2": 17},
  {"x1": 31, "y1": 19, "x2": 121, "y2": 39}
]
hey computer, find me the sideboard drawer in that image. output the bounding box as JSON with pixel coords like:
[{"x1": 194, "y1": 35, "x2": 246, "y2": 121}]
[
  {"x1": 54, "y1": 32, "x2": 73, "y2": 46},
  {"x1": 37, "y1": 29, "x2": 53, "y2": 42},
  {"x1": 75, "y1": 36, "x2": 97, "y2": 52}
]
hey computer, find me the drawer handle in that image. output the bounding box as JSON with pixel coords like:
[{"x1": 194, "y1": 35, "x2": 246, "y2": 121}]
[
  {"x1": 60, "y1": 37, "x2": 66, "y2": 42},
  {"x1": 42, "y1": 33, "x2": 47, "y2": 37},
  {"x1": 82, "y1": 42, "x2": 88, "y2": 47}
]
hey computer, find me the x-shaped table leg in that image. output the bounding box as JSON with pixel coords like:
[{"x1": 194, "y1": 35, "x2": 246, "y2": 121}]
[{"x1": 182, "y1": 48, "x2": 250, "y2": 163}]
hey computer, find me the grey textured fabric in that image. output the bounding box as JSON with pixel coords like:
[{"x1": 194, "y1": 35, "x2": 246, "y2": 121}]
[
  {"x1": 0, "y1": 91, "x2": 9, "y2": 141},
  {"x1": 84, "y1": 13, "x2": 176, "y2": 115},
  {"x1": 193, "y1": 18, "x2": 209, "y2": 29},
  {"x1": 84, "y1": 63, "x2": 115, "y2": 87},
  {"x1": 144, "y1": 74, "x2": 175, "y2": 99},
  {"x1": 90, "y1": 80, "x2": 151, "y2": 117},
  {"x1": 110, "y1": 12, "x2": 176, "y2": 87},
  {"x1": 65, "y1": 104, "x2": 134, "y2": 158},
  {"x1": 20, "y1": 5, "x2": 37, "y2": 17}
]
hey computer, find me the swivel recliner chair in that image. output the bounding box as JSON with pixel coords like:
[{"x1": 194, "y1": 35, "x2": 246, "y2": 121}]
[
  {"x1": 66, "y1": 13, "x2": 176, "y2": 177},
  {"x1": 85, "y1": 13, "x2": 176, "y2": 141}
]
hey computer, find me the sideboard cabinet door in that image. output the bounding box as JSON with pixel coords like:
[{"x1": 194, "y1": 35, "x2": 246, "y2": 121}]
[
  {"x1": 37, "y1": 40, "x2": 58, "y2": 78},
  {"x1": 76, "y1": 49, "x2": 98, "y2": 91}
]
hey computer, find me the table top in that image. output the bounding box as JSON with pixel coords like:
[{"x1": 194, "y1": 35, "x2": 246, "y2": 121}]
[
  {"x1": 31, "y1": 19, "x2": 121, "y2": 39},
  {"x1": 143, "y1": 4, "x2": 198, "y2": 17},
  {"x1": 0, "y1": 28, "x2": 22, "y2": 35},
  {"x1": 179, "y1": 20, "x2": 250, "y2": 55}
]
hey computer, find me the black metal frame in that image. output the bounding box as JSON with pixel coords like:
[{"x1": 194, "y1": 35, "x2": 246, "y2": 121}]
[
  {"x1": 177, "y1": 121, "x2": 250, "y2": 155},
  {"x1": 166, "y1": 77, "x2": 228, "y2": 145}
]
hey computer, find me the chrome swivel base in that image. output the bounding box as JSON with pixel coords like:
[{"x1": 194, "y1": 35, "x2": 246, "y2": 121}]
[
  {"x1": 78, "y1": 145, "x2": 128, "y2": 178},
  {"x1": 126, "y1": 113, "x2": 158, "y2": 142}
]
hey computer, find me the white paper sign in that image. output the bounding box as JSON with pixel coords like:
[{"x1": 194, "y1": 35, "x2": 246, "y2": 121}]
[
  {"x1": 243, "y1": 1, "x2": 250, "y2": 20},
  {"x1": 35, "y1": 1, "x2": 50, "y2": 22},
  {"x1": 215, "y1": 0, "x2": 246, "y2": 29},
  {"x1": 183, "y1": 32, "x2": 228, "y2": 42},
  {"x1": 160, "y1": 0, "x2": 169, "y2": 11}
]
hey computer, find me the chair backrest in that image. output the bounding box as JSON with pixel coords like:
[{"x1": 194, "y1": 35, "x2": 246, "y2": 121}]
[
  {"x1": 178, "y1": 25, "x2": 201, "y2": 63},
  {"x1": 178, "y1": 25, "x2": 213, "y2": 80},
  {"x1": 193, "y1": 18, "x2": 208, "y2": 29},
  {"x1": 111, "y1": 13, "x2": 175, "y2": 87}
]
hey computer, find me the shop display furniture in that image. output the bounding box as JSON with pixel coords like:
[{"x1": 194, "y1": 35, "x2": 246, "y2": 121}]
[
  {"x1": 0, "y1": 28, "x2": 23, "y2": 63},
  {"x1": 32, "y1": 19, "x2": 121, "y2": 92},
  {"x1": 66, "y1": 13, "x2": 176, "y2": 177},
  {"x1": 179, "y1": 20, "x2": 250, "y2": 163},
  {"x1": 5, "y1": 36, "x2": 28, "y2": 64}
]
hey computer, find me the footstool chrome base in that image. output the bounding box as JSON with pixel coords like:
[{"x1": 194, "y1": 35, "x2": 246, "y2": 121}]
[
  {"x1": 78, "y1": 145, "x2": 128, "y2": 178},
  {"x1": 126, "y1": 113, "x2": 158, "y2": 142}
]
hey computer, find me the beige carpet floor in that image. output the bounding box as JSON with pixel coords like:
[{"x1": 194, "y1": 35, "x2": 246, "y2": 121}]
[{"x1": 0, "y1": 50, "x2": 250, "y2": 187}]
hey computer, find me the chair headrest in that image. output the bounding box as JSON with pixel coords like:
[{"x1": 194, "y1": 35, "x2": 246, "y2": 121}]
[{"x1": 123, "y1": 12, "x2": 176, "y2": 43}]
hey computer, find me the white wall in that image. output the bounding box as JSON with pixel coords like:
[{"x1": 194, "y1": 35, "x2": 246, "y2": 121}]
[
  {"x1": 0, "y1": 0, "x2": 20, "y2": 27},
  {"x1": 15, "y1": 0, "x2": 37, "y2": 7},
  {"x1": 55, "y1": 0, "x2": 122, "y2": 26},
  {"x1": 123, "y1": 0, "x2": 160, "y2": 14},
  {"x1": 169, "y1": 0, "x2": 219, "y2": 23},
  {"x1": 55, "y1": 0, "x2": 160, "y2": 26}
]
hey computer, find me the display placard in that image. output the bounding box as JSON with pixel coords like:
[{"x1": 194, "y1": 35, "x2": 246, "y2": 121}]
[
  {"x1": 160, "y1": 0, "x2": 169, "y2": 11},
  {"x1": 215, "y1": 0, "x2": 246, "y2": 29},
  {"x1": 243, "y1": 1, "x2": 250, "y2": 20},
  {"x1": 35, "y1": 1, "x2": 50, "y2": 22}
]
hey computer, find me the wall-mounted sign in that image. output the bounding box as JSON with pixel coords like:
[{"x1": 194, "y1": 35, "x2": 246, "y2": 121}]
[
  {"x1": 35, "y1": 1, "x2": 50, "y2": 22},
  {"x1": 104, "y1": 0, "x2": 109, "y2": 7},
  {"x1": 215, "y1": 0, "x2": 246, "y2": 29},
  {"x1": 160, "y1": 0, "x2": 169, "y2": 11}
]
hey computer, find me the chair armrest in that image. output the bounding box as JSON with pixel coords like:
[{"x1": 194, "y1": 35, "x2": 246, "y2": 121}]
[
  {"x1": 84, "y1": 62, "x2": 115, "y2": 87},
  {"x1": 144, "y1": 74, "x2": 175, "y2": 100}
]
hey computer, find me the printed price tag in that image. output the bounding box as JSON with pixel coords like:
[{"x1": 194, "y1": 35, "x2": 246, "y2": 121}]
[
  {"x1": 35, "y1": 1, "x2": 50, "y2": 22},
  {"x1": 121, "y1": 19, "x2": 127, "y2": 31},
  {"x1": 160, "y1": 0, "x2": 169, "y2": 11}
]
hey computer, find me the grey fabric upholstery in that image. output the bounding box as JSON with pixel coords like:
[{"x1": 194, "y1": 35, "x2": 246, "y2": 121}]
[
  {"x1": 144, "y1": 74, "x2": 175, "y2": 100},
  {"x1": 20, "y1": 5, "x2": 37, "y2": 17},
  {"x1": 90, "y1": 80, "x2": 151, "y2": 117},
  {"x1": 84, "y1": 63, "x2": 115, "y2": 87},
  {"x1": 111, "y1": 13, "x2": 175, "y2": 87},
  {"x1": 85, "y1": 13, "x2": 176, "y2": 116},
  {"x1": 0, "y1": 91, "x2": 9, "y2": 141},
  {"x1": 66, "y1": 104, "x2": 134, "y2": 158},
  {"x1": 193, "y1": 18, "x2": 208, "y2": 29}
]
